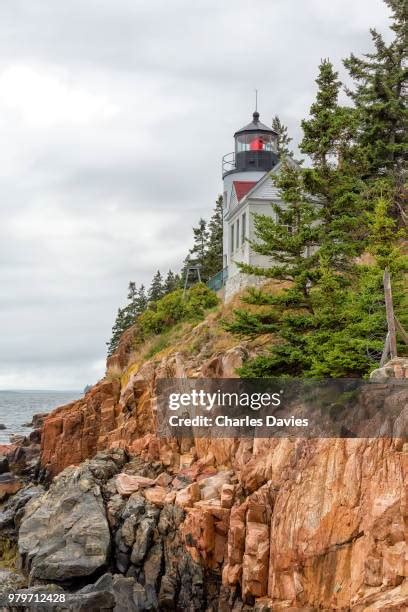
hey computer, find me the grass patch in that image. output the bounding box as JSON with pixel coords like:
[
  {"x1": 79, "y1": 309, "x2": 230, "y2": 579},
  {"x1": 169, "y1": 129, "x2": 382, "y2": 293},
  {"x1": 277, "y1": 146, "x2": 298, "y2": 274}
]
[{"x1": 0, "y1": 538, "x2": 18, "y2": 570}]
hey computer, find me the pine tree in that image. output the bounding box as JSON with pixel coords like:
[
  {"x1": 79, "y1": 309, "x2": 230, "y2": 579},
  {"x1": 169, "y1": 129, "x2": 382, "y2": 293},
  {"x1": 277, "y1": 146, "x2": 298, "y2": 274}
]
[
  {"x1": 203, "y1": 195, "x2": 224, "y2": 279},
  {"x1": 300, "y1": 60, "x2": 366, "y2": 270},
  {"x1": 227, "y1": 165, "x2": 321, "y2": 375},
  {"x1": 343, "y1": 1, "x2": 408, "y2": 179},
  {"x1": 301, "y1": 60, "x2": 349, "y2": 169},
  {"x1": 239, "y1": 165, "x2": 320, "y2": 302},
  {"x1": 164, "y1": 270, "x2": 181, "y2": 294},
  {"x1": 189, "y1": 218, "x2": 209, "y2": 275},
  {"x1": 148, "y1": 270, "x2": 165, "y2": 302},
  {"x1": 227, "y1": 62, "x2": 367, "y2": 377},
  {"x1": 272, "y1": 115, "x2": 294, "y2": 159},
  {"x1": 106, "y1": 282, "x2": 149, "y2": 356},
  {"x1": 106, "y1": 307, "x2": 131, "y2": 356}
]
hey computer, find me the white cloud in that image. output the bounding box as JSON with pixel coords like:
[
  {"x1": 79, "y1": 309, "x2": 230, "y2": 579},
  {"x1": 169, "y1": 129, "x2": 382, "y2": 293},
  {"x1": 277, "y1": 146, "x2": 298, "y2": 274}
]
[
  {"x1": 0, "y1": 0, "x2": 392, "y2": 390},
  {"x1": 0, "y1": 65, "x2": 118, "y2": 128}
]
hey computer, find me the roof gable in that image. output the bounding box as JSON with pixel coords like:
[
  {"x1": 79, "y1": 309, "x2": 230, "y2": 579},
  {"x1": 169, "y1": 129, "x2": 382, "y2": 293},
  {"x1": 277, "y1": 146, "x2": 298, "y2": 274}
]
[{"x1": 233, "y1": 181, "x2": 258, "y2": 203}]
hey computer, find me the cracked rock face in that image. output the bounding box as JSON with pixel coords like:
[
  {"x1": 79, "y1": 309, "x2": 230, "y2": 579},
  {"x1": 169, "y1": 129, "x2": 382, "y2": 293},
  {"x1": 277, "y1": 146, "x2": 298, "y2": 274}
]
[
  {"x1": 17, "y1": 456, "x2": 123, "y2": 582},
  {"x1": 35, "y1": 343, "x2": 408, "y2": 608}
]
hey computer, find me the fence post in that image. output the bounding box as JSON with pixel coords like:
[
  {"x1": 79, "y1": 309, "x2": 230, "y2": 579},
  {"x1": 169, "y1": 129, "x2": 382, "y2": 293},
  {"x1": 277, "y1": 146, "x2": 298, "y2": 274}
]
[{"x1": 383, "y1": 268, "x2": 398, "y2": 359}]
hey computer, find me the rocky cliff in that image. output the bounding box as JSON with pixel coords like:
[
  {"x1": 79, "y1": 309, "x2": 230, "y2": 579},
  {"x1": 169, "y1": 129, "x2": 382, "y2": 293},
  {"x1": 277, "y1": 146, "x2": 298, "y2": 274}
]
[
  {"x1": 32, "y1": 302, "x2": 408, "y2": 610},
  {"x1": 1, "y1": 302, "x2": 406, "y2": 610}
]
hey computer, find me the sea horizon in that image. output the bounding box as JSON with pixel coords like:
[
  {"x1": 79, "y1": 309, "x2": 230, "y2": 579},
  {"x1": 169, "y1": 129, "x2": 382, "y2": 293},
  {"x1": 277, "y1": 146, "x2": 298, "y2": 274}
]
[{"x1": 0, "y1": 389, "x2": 83, "y2": 443}]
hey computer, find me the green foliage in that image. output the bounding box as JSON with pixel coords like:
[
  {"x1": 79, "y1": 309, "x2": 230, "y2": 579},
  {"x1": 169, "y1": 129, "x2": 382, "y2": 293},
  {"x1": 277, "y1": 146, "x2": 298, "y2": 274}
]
[
  {"x1": 189, "y1": 218, "x2": 208, "y2": 272},
  {"x1": 223, "y1": 309, "x2": 279, "y2": 338},
  {"x1": 228, "y1": 22, "x2": 408, "y2": 379},
  {"x1": 164, "y1": 270, "x2": 181, "y2": 293},
  {"x1": 148, "y1": 270, "x2": 165, "y2": 302},
  {"x1": 138, "y1": 283, "x2": 219, "y2": 338},
  {"x1": 301, "y1": 60, "x2": 349, "y2": 169},
  {"x1": 343, "y1": 2, "x2": 407, "y2": 178},
  {"x1": 272, "y1": 115, "x2": 294, "y2": 159},
  {"x1": 239, "y1": 164, "x2": 320, "y2": 302},
  {"x1": 203, "y1": 195, "x2": 224, "y2": 279},
  {"x1": 182, "y1": 196, "x2": 224, "y2": 286},
  {"x1": 106, "y1": 282, "x2": 149, "y2": 356}
]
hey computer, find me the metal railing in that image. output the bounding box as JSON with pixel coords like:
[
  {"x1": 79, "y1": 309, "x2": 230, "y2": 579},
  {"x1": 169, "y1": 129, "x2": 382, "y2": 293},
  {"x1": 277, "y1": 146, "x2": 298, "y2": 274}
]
[
  {"x1": 222, "y1": 152, "x2": 236, "y2": 175},
  {"x1": 207, "y1": 267, "x2": 228, "y2": 292}
]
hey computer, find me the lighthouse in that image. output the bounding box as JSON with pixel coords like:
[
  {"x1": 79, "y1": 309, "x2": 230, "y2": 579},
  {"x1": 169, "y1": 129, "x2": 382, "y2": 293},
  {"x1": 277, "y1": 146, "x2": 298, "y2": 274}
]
[{"x1": 218, "y1": 110, "x2": 294, "y2": 300}]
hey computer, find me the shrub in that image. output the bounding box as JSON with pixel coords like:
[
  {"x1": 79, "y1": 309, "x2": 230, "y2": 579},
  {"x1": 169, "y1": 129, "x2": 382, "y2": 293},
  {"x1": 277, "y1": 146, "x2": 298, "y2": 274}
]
[{"x1": 138, "y1": 283, "x2": 218, "y2": 338}]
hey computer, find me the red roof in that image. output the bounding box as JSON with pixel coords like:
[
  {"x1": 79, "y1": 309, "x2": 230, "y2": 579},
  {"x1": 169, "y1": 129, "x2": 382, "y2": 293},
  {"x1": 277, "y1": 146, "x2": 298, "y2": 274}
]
[{"x1": 233, "y1": 181, "x2": 257, "y2": 203}]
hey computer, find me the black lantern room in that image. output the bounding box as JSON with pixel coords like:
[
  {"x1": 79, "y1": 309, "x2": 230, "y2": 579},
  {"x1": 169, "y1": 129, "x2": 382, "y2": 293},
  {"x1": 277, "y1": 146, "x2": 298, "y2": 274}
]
[{"x1": 233, "y1": 111, "x2": 279, "y2": 173}]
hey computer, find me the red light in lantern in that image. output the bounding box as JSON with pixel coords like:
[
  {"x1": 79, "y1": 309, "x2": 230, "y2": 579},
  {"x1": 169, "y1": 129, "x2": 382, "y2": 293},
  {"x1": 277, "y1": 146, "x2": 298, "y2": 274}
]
[{"x1": 250, "y1": 137, "x2": 264, "y2": 151}]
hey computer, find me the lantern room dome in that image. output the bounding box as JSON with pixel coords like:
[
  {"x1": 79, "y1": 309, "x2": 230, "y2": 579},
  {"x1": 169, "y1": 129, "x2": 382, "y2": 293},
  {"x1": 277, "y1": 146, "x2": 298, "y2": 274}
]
[{"x1": 234, "y1": 111, "x2": 278, "y2": 137}]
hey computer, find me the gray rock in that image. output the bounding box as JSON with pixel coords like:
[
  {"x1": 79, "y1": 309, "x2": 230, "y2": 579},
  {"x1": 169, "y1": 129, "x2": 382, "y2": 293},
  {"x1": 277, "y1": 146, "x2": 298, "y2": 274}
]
[
  {"x1": 0, "y1": 423, "x2": 6, "y2": 430},
  {"x1": 22, "y1": 412, "x2": 48, "y2": 428},
  {"x1": 0, "y1": 485, "x2": 43, "y2": 534},
  {"x1": 130, "y1": 516, "x2": 155, "y2": 565},
  {"x1": 18, "y1": 463, "x2": 112, "y2": 582},
  {"x1": 121, "y1": 515, "x2": 137, "y2": 547}
]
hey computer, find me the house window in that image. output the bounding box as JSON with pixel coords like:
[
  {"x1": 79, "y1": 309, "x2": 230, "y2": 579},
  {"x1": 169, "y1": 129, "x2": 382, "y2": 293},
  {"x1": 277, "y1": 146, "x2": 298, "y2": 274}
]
[
  {"x1": 230, "y1": 223, "x2": 234, "y2": 254},
  {"x1": 276, "y1": 208, "x2": 293, "y2": 234},
  {"x1": 236, "y1": 218, "x2": 240, "y2": 249},
  {"x1": 242, "y1": 213, "x2": 246, "y2": 243}
]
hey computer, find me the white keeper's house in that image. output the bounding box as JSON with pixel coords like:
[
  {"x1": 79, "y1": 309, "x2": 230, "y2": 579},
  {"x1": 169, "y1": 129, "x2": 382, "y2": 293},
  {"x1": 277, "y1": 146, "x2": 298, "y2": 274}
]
[{"x1": 208, "y1": 110, "x2": 296, "y2": 301}]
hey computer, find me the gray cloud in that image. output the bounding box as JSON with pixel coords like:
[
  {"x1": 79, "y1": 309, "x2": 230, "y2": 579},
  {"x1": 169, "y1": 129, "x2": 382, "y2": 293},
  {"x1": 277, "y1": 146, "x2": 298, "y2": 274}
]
[{"x1": 0, "y1": 0, "x2": 391, "y2": 389}]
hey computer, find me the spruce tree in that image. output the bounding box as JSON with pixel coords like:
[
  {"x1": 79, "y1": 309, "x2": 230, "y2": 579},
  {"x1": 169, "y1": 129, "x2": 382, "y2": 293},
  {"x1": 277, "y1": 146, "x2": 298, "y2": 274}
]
[
  {"x1": 164, "y1": 270, "x2": 180, "y2": 294},
  {"x1": 300, "y1": 59, "x2": 366, "y2": 270},
  {"x1": 189, "y1": 218, "x2": 209, "y2": 276},
  {"x1": 227, "y1": 165, "x2": 321, "y2": 375},
  {"x1": 227, "y1": 62, "x2": 367, "y2": 376},
  {"x1": 106, "y1": 307, "x2": 130, "y2": 356},
  {"x1": 272, "y1": 115, "x2": 294, "y2": 159},
  {"x1": 343, "y1": 1, "x2": 408, "y2": 179},
  {"x1": 203, "y1": 195, "x2": 224, "y2": 279},
  {"x1": 239, "y1": 165, "x2": 320, "y2": 302},
  {"x1": 148, "y1": 270, "x2": 165, "y2": 302}
]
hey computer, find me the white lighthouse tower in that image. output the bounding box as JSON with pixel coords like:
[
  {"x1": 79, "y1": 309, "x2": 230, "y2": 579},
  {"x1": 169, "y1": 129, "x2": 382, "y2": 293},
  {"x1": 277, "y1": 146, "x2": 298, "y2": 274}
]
[{"x1": 220, "y1": 111, "x2": 283, "y2": 300}]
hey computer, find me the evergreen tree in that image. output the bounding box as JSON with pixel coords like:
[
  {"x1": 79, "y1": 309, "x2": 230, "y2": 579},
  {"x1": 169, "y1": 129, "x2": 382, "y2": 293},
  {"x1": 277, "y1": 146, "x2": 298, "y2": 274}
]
[
  {"x1": 164, "y1": 270, "x2": 181, "y2": 294},
  {"x1": 272, "y1": 115, "x2": 294, "y2": 159},
  {"x1": 148, "y1": 270, "x2": 165, "y2": 302},
  {"x1": 343, "y1": 1, "x2": 408, "y2": 179},
  {"x1": 203, "y1": 195, "x2": 224, "y2": 279},
  {"x1": 106, "y1": 307, "x2": 131, "y2": 356},
  {"x1": 189, "y1": 218, "x2": 209, "y2": 274},
  {"x1": 227, "y1": 61, "x2": 371, "y2": 377},
  {"x1": 300, "y1": 60, "x2": 366, "y2": 270},
  {"x1": 106, "y1": 283, "x2": 149, "y2": 356},
  {"x1": 239, "y1": 165, "x2": 320, "y2": 302},
  {"x1": 227, "y1": 165, "x2": 321, "y2": 375},
  {"x1": 301, "y1": 60, "x2": 349, "y2": 168},
  {"x1": 135, "y1": 284, "x2": 148, "y2": 313}
]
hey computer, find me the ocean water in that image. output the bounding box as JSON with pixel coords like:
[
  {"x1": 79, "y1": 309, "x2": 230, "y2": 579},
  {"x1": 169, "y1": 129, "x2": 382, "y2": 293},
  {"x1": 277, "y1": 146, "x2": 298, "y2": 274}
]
[{"x1": 0, "y1": 390, "x2": 82, "y2": 444}]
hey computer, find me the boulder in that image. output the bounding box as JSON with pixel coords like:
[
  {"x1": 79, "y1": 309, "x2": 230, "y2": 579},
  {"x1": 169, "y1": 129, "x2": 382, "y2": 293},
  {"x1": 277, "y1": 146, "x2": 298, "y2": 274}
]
[
  {"x1": 0, "y1": 485, "x2": 43, "y2": 536},
  {"x1": 199, "y1": 471, "x2": 232, "y2": 501},
  {"x1": 18, "y1": 460, "x2": 114, "y2": 582},
  {"x1": 144, "y1": 486, "x2": 168, "y2": 507},
  {"x1": 221, "y1": 484, "x2": 235, "y2": 509},
  {"x1": 175, "y1": 482, "x2": 201, "y2": 508},
  {"x1": 0, "y1": 423, "x2": 6, "y2": 430},
  {"x1": 22, "y1": 412, "x2": 48, "y2": 429},
  {"x1": 154, "y1": 471, "x2": 172, "y2": 487},
  {"x1": 116, "y1": 473, "x2": 155, "y2": 496}
]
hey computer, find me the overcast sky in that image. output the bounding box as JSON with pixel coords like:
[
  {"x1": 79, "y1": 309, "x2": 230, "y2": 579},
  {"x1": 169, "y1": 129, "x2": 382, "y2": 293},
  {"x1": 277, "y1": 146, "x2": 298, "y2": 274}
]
[{"x1": 0, "y1": 0, "x2": 393, "y2": 390}]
